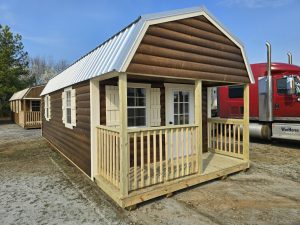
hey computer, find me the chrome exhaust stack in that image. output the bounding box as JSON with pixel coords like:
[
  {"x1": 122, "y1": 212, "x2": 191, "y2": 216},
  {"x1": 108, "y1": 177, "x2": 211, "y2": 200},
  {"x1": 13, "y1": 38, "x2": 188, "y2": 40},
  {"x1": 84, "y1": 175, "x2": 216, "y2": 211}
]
[
  {"x1": 287, "y1": 52, "x2": 293, "y2": 64},
  {"x1": 266, "y1": 42, "x2": 273, "y2": 121}
]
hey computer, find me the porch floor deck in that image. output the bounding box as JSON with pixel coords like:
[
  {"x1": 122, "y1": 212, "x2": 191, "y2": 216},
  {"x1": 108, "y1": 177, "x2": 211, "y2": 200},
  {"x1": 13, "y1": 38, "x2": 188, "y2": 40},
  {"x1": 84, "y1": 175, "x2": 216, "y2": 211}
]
[{"x1": 94, "y1": 152, "x2": 249, "y2": 208}]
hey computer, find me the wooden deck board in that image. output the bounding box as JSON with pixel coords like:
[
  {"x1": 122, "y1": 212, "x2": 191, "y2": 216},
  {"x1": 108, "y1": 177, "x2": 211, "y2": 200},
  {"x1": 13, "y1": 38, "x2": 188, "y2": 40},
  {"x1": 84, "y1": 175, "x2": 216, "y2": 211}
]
[{"x1": 94, "y1": 152, "x2": 249, "y2": 208}]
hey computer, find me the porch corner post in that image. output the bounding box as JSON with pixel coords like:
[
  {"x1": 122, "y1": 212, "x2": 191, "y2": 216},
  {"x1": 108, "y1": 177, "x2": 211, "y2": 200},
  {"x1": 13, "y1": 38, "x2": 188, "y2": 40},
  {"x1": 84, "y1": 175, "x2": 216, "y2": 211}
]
[
  {"x1": 90, "y1": 79, "x2": 101, "y2": 180},
  {"x1": 119, "y1": 72, "x2": 129, "y2": 197},
  {"x1": 243, "y1": 84, "x2": 250, "y2": 161},
  {"x1": 23, "y1": 100, "x2": 26, "y2": 127},
  {"x1": 195, "y1": 79, "x2": 203, "y2": 174}
]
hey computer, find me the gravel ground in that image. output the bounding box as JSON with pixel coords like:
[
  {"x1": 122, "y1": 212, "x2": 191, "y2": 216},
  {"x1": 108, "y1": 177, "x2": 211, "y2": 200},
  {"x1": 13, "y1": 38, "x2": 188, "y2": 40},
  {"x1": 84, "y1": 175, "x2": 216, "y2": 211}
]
[{"x1": 0, "y1": 123, "x2": 299, "y2": 225}]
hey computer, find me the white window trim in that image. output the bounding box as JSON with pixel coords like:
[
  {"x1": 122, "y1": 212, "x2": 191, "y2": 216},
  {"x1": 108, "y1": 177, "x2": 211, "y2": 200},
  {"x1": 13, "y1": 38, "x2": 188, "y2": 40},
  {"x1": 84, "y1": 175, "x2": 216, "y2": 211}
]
[
  {"x1": 45, "y1": 95, "x2": 51, "y2": 121},
  {"x1": 164, "y1": 83, "x2": 195, "y2": 125},
  {"x1": 64, "y1": 87, "x2": 73, "y2": 129},
  {"x1": 127, "y1": 83, "x2": 151, "y2": 129}
]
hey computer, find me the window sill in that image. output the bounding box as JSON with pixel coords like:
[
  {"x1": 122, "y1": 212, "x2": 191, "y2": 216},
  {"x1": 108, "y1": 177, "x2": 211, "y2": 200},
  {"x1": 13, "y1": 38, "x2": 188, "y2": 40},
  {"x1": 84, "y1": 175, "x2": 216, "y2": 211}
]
[{"x1": 65, "y1": 123, "x2": 74, "y2": 129}]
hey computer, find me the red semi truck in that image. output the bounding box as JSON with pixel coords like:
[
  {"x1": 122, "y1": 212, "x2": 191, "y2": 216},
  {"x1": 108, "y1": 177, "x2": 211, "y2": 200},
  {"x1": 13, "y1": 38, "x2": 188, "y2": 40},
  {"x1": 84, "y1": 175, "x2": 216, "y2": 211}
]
[{"x1": 218, "y1": 43, "x2": 300, "y2": 141}]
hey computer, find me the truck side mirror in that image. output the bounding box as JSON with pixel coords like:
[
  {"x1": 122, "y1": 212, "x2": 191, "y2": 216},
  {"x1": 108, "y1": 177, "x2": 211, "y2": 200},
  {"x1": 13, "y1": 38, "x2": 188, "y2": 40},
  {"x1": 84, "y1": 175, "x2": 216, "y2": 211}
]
[{"x1": 286, "y1": 77, "x2": 295, "y2": 95}]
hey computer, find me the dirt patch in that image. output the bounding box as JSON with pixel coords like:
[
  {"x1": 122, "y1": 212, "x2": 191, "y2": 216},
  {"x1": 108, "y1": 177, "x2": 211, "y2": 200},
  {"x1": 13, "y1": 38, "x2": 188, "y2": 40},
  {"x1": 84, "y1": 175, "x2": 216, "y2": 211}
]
[{"x1": 0, "y1": 124, "x2": 299, "y2": 225}]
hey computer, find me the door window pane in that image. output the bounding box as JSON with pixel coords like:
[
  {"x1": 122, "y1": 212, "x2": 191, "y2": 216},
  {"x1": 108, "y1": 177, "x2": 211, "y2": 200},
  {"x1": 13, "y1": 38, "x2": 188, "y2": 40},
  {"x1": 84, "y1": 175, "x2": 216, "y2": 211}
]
[{"x1": 173, "y1": 91, "x2": 190, "y2": 125}]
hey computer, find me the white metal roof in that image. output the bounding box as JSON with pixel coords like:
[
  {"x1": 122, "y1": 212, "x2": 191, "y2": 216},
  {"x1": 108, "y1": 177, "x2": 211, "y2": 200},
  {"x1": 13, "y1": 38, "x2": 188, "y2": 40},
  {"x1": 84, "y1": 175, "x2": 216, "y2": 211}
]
[
  {"x1": 41, "y1": 6, "x2": 254, "y2": 95},
  {"x1": 9, "y1": 88, "x2": 29, "y2": 101}
]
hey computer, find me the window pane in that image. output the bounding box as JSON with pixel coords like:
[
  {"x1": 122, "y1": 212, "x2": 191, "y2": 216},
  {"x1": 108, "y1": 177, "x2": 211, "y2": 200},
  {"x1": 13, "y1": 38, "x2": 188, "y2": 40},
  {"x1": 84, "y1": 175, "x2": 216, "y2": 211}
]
[
  {"x1": 32, "y1": 101, "x2": 40, "y2": 111},
  {"x1": 136, "y1": 98, "x2": 146, "y2": 106},
  {"x1": 184, "y1": 103, "x2": 189, "y2": 113},
  {"x1": 179, "y1": 115, "x2": 184, "y2": 124},
  {"x1": 128, "y1": 97, "x2": 135, "y2": 106},
  {"x1": 136, "y1": 117, "x2": 146, "y2": 126},
  {"x1": 136, "y1": 108, "x2": 145, "y2": 117},
  {"x1": 185, "y1": 115, "x2": 189, "y2": 124},
  {"x1": 174, "y1": 115, "x2": 178, "y2": 125},
  {"x1": 67, "y1": 108, "x2": 71, "y2": 124},
  {"x1": 180, "y1": 103, "x2": 184, "y2": 114},
  {"x1": 174, "y1": 103, "x2": 178, "y2": 114},
  {"x1": 184, "y1": 92, "x2": 189, "y2": 102},
  {"x1": 228, "y1": 85, "x2": 244, "y2": 98},
  {"x1": 128, "y1": 118, "x2": 134, "y2": 127},
  {"x1": 174, "y1": 92, "x2": 178, "y2": 102},
  {"x1": 277, "y1": 78, "x2": 287, "y2": 94},
  {"x1": 128, "y1": 108, "x2": 134, "y2": 117},
  {"x1": 179, "y1": 92, "x2": 184, "y2": 102},
  {"x1": 128, "y1": 88, "x2": 135, "y2": 96},
  {"x1": 136, "y1": 88, "x2": 145, "y2": 97},
  {"x1": 66, "y1": 91, "x2": 71, "y2": 107}
]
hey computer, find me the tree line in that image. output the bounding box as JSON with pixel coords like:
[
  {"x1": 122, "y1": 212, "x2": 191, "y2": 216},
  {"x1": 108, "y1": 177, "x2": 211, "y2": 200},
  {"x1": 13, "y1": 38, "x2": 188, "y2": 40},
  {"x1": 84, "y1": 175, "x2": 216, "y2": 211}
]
[{"x1": 0, "y1": 24, "x2": 68, "y2": 117}]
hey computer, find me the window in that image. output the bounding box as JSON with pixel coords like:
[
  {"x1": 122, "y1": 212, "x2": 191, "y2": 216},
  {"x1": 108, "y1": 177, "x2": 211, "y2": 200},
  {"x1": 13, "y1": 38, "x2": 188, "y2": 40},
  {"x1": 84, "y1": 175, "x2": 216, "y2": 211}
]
[
  {"x1": 296, "y1": 76, "x2": 300, "y2": 95},
  {"x1": 174, "y1": 91, "x2": 189, "y2": 125},
  {"x1": 31, "y1": 100, "x2": 40, "y2": 111},
  {"x1": 62, "y1": 87, "x2": 76, "y2": 128},
  {"x1": 228, "y1": 85, "x2": 244, "y2": 98},
  {"x1": 127, "y1": 88, "x2": 146, "y2": 127},
  {"x1": 66, "y1": 90, "x2": 72, "y2": 124},
  {"x1": 44, "y1": 95, "x2": 51, "y2": 121},
  {"x1": 277, "y1": 78, "x2": 288, "y2": 94}
]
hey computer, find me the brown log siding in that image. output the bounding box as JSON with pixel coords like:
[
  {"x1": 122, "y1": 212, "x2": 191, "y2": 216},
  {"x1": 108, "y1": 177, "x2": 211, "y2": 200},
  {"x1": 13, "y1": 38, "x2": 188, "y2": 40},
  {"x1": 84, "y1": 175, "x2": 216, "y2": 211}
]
[
  {"x1": 25, "y1": 85, "x2": 45, "y2": 98},
  {"x1": 42, "y1": 81, "x2": 91, "y2": 176},
  {"x1": 127, "y1": 15, "x2": 250, "y2": 83}
]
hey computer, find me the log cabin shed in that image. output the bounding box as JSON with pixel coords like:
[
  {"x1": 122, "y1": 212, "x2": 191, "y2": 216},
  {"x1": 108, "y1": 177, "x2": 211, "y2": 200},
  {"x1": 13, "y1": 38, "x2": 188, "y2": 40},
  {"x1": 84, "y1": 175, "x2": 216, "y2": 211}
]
[
  {"x1": 9, "y1": 85, "x2": 44, "y2": 129},
  {"x1": 41, "y1": 7, "x2": 254, "y2": 208}
]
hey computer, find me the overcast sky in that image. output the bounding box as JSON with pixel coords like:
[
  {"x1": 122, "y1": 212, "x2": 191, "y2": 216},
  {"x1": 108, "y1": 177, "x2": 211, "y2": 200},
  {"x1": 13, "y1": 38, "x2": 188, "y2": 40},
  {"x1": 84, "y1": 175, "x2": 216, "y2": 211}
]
[{"x1": 1, "y1": 0, "x2": 299, "y2": 65}]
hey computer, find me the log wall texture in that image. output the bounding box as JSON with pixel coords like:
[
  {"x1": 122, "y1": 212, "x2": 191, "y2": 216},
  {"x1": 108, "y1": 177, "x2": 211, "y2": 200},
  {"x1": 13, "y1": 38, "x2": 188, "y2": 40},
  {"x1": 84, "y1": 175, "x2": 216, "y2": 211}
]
[
  {"x1": 42, "y1": 81, "x2": 91, "y2": 176},
  {"x1": 127, "y1": 16, "x2": 250, "y2": 83}
]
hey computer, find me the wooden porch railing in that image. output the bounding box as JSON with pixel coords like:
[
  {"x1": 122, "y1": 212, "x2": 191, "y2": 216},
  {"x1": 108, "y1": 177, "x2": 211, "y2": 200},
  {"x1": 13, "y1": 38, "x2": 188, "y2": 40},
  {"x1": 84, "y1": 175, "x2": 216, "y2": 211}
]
[
  {"x1": 25, "y1": 111, "x2": 41, "y2": 126},
  {"x1": 96, "y1": 124, "x2": 199, "y2": 192},
  {"x1": 207, "y1": 118, "x2": 244, "y2": 159},
  {"x1": 127, "y1": 124, "x2": 199, "y2": 191},
  {"x1": 96, "y1": 125, "x2": 120, "y2": 189}
]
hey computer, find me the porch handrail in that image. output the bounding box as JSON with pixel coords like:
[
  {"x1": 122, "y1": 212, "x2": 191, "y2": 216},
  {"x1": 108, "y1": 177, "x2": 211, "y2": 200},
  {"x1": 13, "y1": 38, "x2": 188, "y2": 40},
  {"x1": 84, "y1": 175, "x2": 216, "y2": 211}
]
[
  {"x1": 127, "y1": 124, "x2": 199, "y2": 191},
  {"x1": 96, "y1": 125, "x2": 120, "y2": 133},
  {"x1": 96, "y1": 125, "x2": 120, "y2": 189},
  {"x1": 127, "y1": 124, "x2": 198, "y2": 133},
  {"x1": 96, "y1": 124, "x2": 200, "y2": 192},
  {"x1": 25, "y1": 111, "x2": 41, "y2": 126},
  {"x1": 207, "y1": 118, "x2": 244, "y2": 160}
]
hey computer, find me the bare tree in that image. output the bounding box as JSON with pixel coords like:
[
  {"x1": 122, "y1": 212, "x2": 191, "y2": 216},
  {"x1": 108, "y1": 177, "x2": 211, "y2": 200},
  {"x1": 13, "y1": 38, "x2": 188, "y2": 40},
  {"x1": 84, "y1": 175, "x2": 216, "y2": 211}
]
[{"x1": 29, "y1": 56, "x2": 69, "y2": 85}]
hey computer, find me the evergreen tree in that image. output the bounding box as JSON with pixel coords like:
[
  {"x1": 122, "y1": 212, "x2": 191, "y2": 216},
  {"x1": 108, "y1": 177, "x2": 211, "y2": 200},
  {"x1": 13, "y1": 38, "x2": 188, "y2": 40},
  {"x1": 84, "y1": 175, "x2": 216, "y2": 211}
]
[{"x1": 0, "y1": 25, "x2": 32, "y2": 117}]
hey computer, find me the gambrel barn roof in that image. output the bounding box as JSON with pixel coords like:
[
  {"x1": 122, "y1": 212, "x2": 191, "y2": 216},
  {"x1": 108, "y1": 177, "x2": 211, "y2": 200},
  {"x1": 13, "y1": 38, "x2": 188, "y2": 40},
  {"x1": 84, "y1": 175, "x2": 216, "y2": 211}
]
[
  {"x1": 10, "y1": 85, "x2": 45, "y2": 101},
  {"x1": 41, "y1": 6, "x2": 254, "y2": 95}
]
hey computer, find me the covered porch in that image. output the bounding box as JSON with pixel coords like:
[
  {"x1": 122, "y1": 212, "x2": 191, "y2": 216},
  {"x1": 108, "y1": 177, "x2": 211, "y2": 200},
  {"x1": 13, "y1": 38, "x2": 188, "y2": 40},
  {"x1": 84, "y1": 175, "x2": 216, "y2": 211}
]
[
  {"x1": 90, "y1": 72, "x2": 250, "y2": 208},
  {"x1": 10, "y1": 99, "x2": 42, "y2": 129}
]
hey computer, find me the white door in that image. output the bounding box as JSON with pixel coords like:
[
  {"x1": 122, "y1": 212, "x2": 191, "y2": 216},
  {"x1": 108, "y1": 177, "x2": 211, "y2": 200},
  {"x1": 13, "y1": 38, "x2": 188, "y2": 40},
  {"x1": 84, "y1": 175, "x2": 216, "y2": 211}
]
[{"x1": 165, "y1": 84, "x2": 195, "y2": 159}]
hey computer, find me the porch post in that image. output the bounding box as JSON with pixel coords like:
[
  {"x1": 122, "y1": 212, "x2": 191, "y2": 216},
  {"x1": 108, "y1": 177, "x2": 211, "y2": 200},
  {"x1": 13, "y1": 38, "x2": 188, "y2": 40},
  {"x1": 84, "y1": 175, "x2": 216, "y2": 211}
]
[
  {"x1": 119, "y1": 72, "x2": 129, "y2": 197},
  {"x1": 243, "y1": 84, "x2": 250, "y2": 161},
  {"x1": 195, "y1": 80, "x2": 202, "y2": 174},
  {"x1": 23, "y1": 100, "x2": 26, "y2": 126},
  {"x1": 90, "y1": 79, "x2": 101, "y2": 180}
]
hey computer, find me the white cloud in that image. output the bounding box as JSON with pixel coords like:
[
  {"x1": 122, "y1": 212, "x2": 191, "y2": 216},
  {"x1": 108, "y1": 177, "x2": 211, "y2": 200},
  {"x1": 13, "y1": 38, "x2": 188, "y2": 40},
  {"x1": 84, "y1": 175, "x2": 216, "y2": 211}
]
[
  {"x1": 23, "y1": 35, "x2": 65, "y2": 46},
  {"x1": 220, "y1": 0, "x2": 294, "y2": 8}
]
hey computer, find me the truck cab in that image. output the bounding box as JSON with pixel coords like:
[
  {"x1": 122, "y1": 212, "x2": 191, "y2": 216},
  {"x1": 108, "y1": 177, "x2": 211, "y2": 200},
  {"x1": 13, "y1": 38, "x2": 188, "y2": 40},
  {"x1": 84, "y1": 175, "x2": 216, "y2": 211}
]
[{"x1": 218, "y1": 63, "x2": 300, "y2": 140}]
